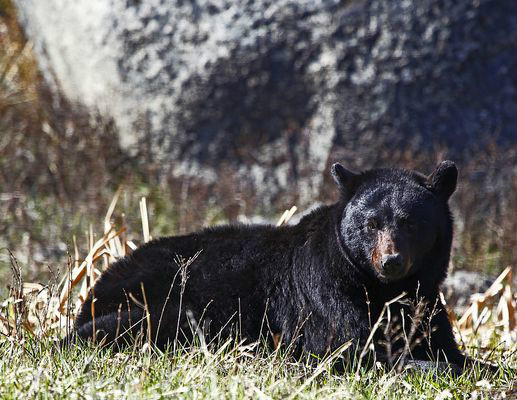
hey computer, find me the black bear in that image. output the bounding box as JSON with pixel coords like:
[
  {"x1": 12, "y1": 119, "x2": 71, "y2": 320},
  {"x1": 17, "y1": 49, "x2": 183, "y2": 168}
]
[{"x1": 70, "y1": 161, "x2": 484, "y2": 371}]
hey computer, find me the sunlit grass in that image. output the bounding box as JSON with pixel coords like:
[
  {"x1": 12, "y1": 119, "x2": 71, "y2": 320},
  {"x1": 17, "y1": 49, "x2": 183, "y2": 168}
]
[{"x1": 0, "y1": 335, "x2": 515, "y2": 399}]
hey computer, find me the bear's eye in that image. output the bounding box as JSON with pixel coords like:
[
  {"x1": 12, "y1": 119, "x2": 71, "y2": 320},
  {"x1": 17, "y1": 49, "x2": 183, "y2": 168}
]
[
  {"x1": 407, "y1": 221, "x2": 418, "y2": 231},
  {"x1": 399, "y1": 217, "x2": 417, "y2": 230},
  {"x1": 366, "y1": 218, "x2": 378, "y2": 231}
]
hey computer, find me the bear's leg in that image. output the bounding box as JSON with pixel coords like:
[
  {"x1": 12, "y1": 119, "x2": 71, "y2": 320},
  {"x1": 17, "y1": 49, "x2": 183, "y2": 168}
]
[
  {"x1": 419, "y1": 301, "x2": 497, "y2": 373},
  {"x1": 74, "y1": 307, "x2": 146, "y2": 348},
  {"x1": 73, "y1": 303, "x2": 196, "y2": 349}
]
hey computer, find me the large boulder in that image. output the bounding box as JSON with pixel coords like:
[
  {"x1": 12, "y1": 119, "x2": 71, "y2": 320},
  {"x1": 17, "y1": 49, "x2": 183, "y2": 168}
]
[{"x1": 14, "y1": 0, "x2": 517, "y2": 203}]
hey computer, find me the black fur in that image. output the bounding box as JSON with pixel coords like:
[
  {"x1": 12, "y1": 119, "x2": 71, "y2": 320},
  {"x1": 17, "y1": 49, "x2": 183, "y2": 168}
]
[{"x1": 70, "y1": 161, "x2": 487, "y2": 372}]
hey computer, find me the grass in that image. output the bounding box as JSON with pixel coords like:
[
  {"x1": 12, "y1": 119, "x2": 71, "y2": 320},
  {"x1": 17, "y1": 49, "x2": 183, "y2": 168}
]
[{"x1": 0, "y1": 334, "x2": 515, "y2": 399}]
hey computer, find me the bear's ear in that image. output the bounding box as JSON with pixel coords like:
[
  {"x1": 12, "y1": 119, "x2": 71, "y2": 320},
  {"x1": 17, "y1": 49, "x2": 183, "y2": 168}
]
[
  {"x1": 427, "y1": 160, "x2": 458, "y2": 200},
  {"x1": 331, "y1": 163, "x2": 359, "y2": 199}
]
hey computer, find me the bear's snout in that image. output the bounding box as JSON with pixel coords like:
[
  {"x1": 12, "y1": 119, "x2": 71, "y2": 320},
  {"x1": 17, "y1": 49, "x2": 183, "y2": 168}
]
[
  {"x1": 381, "y1": 253, "x2": 402, "y2": 271},
  {"x1": 372, "y1": 231, "x2": 411, "y2": 281}
]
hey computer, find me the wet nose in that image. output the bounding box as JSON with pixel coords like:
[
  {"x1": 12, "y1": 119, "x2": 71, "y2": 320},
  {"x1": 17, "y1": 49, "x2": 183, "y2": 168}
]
[{"x1": 381, "y1": 254, "x2": 403, "y2": 271}]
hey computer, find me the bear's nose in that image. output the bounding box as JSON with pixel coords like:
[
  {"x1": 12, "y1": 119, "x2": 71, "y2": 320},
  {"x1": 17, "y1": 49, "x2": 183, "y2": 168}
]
[{"x1": 381, "y1": 254, "x2": 403, "y2": 271}]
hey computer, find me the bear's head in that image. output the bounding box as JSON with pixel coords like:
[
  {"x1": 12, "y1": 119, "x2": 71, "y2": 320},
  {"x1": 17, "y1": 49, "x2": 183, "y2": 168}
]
[{"x1": 332, "y1": 161, "x2": 457, "y2": 283}]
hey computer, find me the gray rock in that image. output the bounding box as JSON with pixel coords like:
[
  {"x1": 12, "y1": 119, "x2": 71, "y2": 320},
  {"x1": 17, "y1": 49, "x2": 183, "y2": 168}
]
[
  {"x1": 13, "y1": 0, "x2": 517, "y2": 203},
  {"x1": 442, "y1": 270, "x2": 494, "y2": 313}
]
